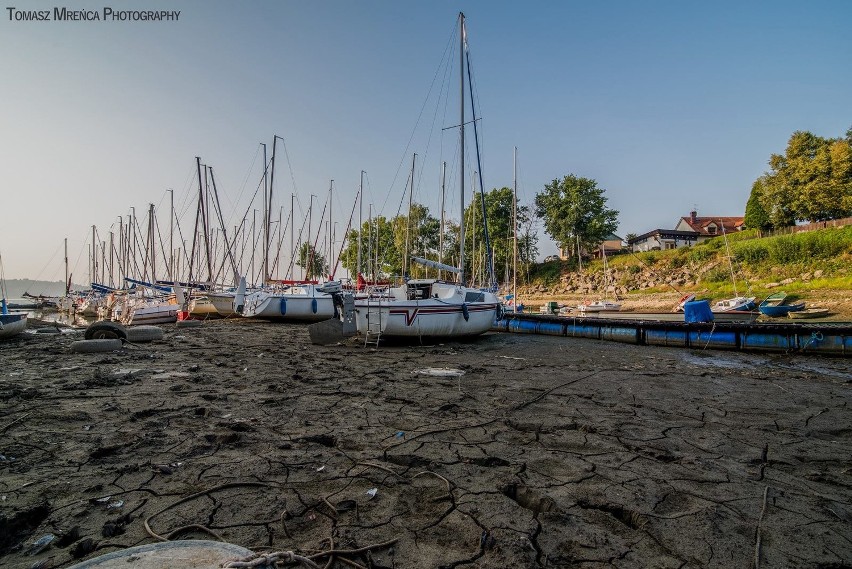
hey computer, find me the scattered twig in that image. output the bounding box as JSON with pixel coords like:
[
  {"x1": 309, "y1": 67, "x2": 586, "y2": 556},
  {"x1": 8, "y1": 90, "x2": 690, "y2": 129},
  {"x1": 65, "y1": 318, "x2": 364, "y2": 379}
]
[
  {"x1": 413, "y1": 470, "x2": 452, "y2": 493},
  {"x1": 0, "y1": 412, "x2": 32, "y2": 433},
  {"x1": 355, "y1": 461, "x2": 403, "y2": 479},
  {"x1": 754, "y1": 486, "x2": 770, "y2": 569}
]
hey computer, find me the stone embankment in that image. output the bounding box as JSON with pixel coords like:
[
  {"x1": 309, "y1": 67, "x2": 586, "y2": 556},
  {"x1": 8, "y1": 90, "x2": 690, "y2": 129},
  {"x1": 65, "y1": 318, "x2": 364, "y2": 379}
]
[{"x1": 515, "y1": 263, "x2": 850, "y2": 317}]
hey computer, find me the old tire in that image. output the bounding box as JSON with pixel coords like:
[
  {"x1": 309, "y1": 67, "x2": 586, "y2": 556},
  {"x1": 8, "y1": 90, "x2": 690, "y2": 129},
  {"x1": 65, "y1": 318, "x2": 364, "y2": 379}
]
[
  {"x1": 84, "y1": 322, "x2": 127, "y2": 341},
  {"x1": 176, "y1": 319, "x2": 202, "y2": 328},
  {"x1": 71, "y1": 339, "x2": 124, "y2": 353},
  {"x1": 125, "y1": 326, "x2": 164, "y2": 343}
]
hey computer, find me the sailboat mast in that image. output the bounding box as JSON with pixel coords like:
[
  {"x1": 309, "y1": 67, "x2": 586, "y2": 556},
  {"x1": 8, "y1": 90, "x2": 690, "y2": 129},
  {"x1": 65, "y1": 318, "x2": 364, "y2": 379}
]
[
  {"x1": 404, "y1": 153, "x2": 416, "y2": 278},
  {"x1": 148, "y1": 203, "x2": 156, "y2": 283},
  {"x1": 513, "y1": 146, "x2": 518, "y2": 312},
  {"x1": 328, "y1": 180, "x2": 334, "y2": 276},
  {"x1": 458, "y1": 11, "x2": 466, "y2": 286},
  {"x1": 721, "y1": 220, "x2": 739, "y2": 297},
  {"x1": 261, "y1": 142, "x2": 268, "y2": 283},
  {"x1": 290, "y1": 193, "x2": 295, "y2": 280},
  {"x1": 357, "y1": 171, "x2": 363, "y2": 285},
  {"x1": 64, "y1": 237, "x2": 69, "y2": 294},
  {"x1": 91, "y1": 225, "x2": 96, "y2": 285},
  {"x1": 439, "y1": 161, "x2": 446, "y2": 279},
  {"x1": 168, "y1": 189, "x2": 174, "y2": 283}
]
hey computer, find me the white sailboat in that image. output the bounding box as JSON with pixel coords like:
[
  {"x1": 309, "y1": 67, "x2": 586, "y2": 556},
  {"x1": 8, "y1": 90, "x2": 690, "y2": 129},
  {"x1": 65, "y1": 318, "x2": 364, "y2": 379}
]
[
  {"x1": 0, "y1": 252, "x2": 27, "y2": 339},
  {"x1": 239, "y1": 282, "x2": 338, "y2": 322},
  {"x1": 352, "y1": 13, "x2": 500, "y2": 339},
  {"x1": 712, "y1": 221, "x2": 755, "y2": 313},
  {"x1": 578, "y1": 244, "x2": 621, "y2": 313}
]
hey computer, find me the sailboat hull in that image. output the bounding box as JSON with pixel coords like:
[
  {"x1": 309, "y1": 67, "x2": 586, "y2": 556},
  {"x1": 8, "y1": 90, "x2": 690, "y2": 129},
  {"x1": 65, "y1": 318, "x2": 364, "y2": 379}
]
[
  {"x1": 355, "y1": 299, "x2": 498, "y2": 338},
  {"x1": 241, "y1": 290, "x2": 335, "y2": 322},
  {"x1": 0, "y1": 313, "x2": 27, "y2": 339},
  {"x1": 207, "y1": 292, "x2": 237, "y2": 317}
]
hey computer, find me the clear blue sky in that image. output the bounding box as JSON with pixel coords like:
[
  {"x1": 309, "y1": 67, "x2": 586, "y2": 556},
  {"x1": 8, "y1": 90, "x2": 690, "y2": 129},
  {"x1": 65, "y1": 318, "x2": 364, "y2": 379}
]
[{"x1": 2, "y1": 0, "x2": 850, "y2": 282}]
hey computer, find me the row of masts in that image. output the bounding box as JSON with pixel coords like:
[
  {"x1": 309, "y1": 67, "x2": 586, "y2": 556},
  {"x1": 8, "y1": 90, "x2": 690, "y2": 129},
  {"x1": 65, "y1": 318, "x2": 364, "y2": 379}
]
[
  {"x1": 75, "y1": 149, "x2": 521, "y2": 298},
  {"x1": 73, "y1": 14, "x2": 522, "y2": 297},
  {"x1": 79, "y1": 142, "x2": 343, "y2": 291}
]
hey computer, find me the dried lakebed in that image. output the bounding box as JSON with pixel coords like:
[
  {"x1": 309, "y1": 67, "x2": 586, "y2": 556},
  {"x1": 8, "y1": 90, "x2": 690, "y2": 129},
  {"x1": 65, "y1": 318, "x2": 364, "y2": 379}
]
[{"x1": 1, "y1": 320, "x2": 850, "y2": 568}]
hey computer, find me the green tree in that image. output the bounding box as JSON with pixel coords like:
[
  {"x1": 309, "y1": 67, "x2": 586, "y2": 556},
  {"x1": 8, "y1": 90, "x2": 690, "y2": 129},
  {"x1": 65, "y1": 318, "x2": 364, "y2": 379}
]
[
  {"x1": 296, "y1": 242, "x2": 328, "y2": 280},
  {"x1": 534, "y1": 175, "x2": 619, "y2": 257},
  {"x1": 338, "y1": 205, "x2": 440, "y2": 280},
  {"x1": 462, "y1": 187, "x2": 537, "y2": 285},
  {"x1": 760, "y1": 130, "x2": 852, "y2": 225},
  {"x1": 744, "y1": 178, "x2": 772, "y2": 231}
]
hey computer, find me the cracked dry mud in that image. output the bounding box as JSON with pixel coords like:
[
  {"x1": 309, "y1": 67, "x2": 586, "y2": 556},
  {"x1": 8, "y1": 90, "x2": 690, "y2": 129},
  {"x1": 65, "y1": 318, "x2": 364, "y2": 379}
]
[{"x1": 1, "y1": 321, "x2": 850, "y2": 568}]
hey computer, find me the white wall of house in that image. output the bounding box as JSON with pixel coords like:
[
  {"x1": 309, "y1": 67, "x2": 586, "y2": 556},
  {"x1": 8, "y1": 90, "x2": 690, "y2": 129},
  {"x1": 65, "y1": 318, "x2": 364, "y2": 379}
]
[{"x1": 631, "y1": 235, "x2": 697, "y2": 252}]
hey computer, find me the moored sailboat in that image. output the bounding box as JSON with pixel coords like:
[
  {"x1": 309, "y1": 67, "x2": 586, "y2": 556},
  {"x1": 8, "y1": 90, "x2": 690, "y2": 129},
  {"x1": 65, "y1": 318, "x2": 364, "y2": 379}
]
[{"x1": 352, "y1": 13, "x2": 500, "y2": 340}]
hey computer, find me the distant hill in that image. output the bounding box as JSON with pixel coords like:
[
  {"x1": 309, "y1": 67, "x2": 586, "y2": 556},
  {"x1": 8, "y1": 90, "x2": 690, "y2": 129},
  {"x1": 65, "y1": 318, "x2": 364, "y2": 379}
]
[{"x1": 2, "y1": 279, "x2": 85, "y2": 298}]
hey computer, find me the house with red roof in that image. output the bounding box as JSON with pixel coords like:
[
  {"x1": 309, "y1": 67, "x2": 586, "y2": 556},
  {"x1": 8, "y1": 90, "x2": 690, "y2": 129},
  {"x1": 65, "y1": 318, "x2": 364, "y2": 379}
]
[
  {"x1": 675, "y1": 210, "x2": 745, "y2": 237},
  {"x1": 628, "y1": 210, "x2": 745, "y2": 252}
]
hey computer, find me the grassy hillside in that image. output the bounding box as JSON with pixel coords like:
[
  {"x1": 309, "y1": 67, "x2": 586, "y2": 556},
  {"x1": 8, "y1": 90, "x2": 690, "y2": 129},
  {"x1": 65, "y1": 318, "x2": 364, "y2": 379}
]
[{"x1": 527, "y1": 225, "x2": 852, "y2": 299}]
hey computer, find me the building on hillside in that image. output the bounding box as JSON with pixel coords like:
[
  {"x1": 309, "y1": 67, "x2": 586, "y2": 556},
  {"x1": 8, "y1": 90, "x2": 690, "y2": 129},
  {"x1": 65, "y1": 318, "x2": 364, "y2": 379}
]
[
  {"x1": 558, "y1": 234, "x2": 624, "y2": 260},
  {"x1": 675, "y1": 211, "x2": 745, "y2": 238},
  {"x1": 628, "y1": 229, "x2": 700, "y2": 252},
  {"x1": 628, "y1": 210, "x2": 746, "y2": 252}
]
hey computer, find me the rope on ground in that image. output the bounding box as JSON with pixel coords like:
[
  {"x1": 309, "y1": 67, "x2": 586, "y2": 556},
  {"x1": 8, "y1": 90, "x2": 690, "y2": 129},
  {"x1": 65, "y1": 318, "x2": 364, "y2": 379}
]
[
  {"x1": 144, "y1": 482, "x2": 271, "y2": 542},
  {"x1": 222, "y1": 550, "x2": 320, "y2": 568},
  {"x1": 800, "y1": 331, "x2": 823, "y2": 352},
  {"x1": 306, "y1": 538, "x2": 399, "y2": 562},
  {"x1": 701, "y1": 321, "x2": 717, "y2": 350}
]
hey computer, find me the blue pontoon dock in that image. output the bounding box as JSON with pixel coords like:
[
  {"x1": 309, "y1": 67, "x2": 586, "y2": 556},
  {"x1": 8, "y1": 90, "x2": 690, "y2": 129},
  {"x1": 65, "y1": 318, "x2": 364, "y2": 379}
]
[{"x1": 494, "y1": 313, "x2": 852, "y2": 356}]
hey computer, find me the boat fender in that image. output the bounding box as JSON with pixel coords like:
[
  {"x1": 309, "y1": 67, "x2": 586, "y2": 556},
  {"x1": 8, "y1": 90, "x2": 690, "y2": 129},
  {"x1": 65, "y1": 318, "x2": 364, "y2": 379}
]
[
  {"x1": 462, "y1": 303, "x2": 470, "y2": 321},
  {"x1": 125, "y1": 325, "x2": 164, "y2": 343},
  {"x1": 84, "y1": 322, "x2": 128, "y2": 341},
  {"x1": 311, "y1": 298, "x2": 318, "y2": 314},
  {"x1": 280, "y1": 297, "x2": 287, "y2": 315},
  {"x1": 70, "y1": 339, "x2": 124, "y2": 353}
]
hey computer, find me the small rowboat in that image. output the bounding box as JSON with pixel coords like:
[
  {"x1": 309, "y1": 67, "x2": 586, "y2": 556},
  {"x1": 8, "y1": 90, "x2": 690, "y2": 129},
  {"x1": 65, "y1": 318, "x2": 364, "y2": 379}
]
[
  {"x1": 788, "y1": 308, "x2": 830, "y2": 319},
  {"x1": 759, "y1": 292, "x2": 806, "y2": 317}
]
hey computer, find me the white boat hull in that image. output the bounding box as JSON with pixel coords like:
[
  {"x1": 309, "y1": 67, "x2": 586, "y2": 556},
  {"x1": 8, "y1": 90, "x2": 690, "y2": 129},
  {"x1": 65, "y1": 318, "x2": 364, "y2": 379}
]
[
  {"x1": 125, "y1": 304, "x2": 179, "y2": 325},
  {"x1": 577, "y1": 301, "x2": 621, "y2": 313},
  {"x1": 241, "y1": 290, "x2": 335, "y2": 322},
  {"x1": 354, "y1": 299, "x2": 498, "y2": 337},
  {"x1": 207, "y1": 292, "x2": 237, "y2": 317},
  {"x1": 0, "y1": 313, "x2": 27, "y2": 339},
  {"x1": 353, "y1": 281, "x2": 500, "y2": 338},
  {"x1": 189, "y1": 297, "x2": 220, "y2": 318},
  {"x1": 713, "y1": 296, "x2": 756, "y2": 312}
]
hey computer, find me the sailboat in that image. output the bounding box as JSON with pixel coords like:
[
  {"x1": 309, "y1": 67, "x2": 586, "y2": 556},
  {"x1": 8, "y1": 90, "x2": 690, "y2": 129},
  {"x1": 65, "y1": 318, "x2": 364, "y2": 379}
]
[
  {"x1": 352, "y1": 12, "x2": 500, "y2": 340},
  {"x1": 577, "y1": 244, "x2": 621, "y2": 313},
  {"x1": 712, "y1": 221, "x2": 756, "y2": 313},
  {"x1": 0, "y1": 252, "x2": 27, "y2": 339}
]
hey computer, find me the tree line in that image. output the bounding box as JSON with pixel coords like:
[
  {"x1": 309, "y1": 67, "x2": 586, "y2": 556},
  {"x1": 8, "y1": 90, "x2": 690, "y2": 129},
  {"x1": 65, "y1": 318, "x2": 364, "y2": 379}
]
[
  {"x1": 298, "y1": 126, "x2": 850, "y2": 282},
  {"x1": 746, "y1": 128, "x2": 852, "y2": 230},
  {"x1": 327, "y1": 187, "x2": 538, "y2": 284}
]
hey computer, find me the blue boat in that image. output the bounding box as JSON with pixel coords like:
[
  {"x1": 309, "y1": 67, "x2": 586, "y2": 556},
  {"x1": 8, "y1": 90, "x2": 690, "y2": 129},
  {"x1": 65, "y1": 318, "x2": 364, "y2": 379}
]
[
  {"x1": 759, "y1": 292, "x2": 806, "y2": 317},
  {"x1": 0, "y1": 299, "x2": 28, "y2": 339}
]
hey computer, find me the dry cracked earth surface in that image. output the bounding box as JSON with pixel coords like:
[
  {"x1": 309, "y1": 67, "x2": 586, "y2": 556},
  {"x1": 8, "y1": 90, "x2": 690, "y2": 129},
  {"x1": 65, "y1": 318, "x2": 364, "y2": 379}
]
[{"x1": 1, "y1": 320, "x2": 851, "y2": 568}]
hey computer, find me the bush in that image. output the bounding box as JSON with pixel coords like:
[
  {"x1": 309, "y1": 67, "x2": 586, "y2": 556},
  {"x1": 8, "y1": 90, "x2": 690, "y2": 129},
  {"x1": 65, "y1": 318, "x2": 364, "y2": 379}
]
[
  {"x1": 734, "y1": 241, "x2": 769, "y2": 263},
  {"x1": 702, "y1": 267, "x2": 730, "y2": 283},
  {"x1": 689, "y1": 246, "x2": 714, "y2": 262}
]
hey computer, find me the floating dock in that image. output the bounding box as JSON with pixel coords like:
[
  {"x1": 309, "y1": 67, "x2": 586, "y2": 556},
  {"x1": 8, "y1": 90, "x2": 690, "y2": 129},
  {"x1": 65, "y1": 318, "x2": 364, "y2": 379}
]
[{"x1": 494, "y1": 313, "x2": 852, "y2": 356}]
